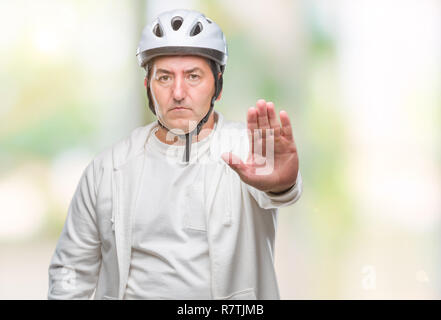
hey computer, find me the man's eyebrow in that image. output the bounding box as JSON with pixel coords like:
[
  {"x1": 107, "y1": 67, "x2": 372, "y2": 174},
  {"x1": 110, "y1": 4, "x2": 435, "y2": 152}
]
[
  {"x1": 184, "y1": 67, "x2": 204, "y2": 74},
  {"x1": 155, "y1": 68, "x2": 172, "y2": 74},
  {"x1": 155, "y1": 67, "x2": 204, "y2": 74}
]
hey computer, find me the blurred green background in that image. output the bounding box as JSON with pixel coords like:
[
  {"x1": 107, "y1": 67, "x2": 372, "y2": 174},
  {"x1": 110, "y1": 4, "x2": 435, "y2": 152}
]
[{"x1": 1, "y1": 0, "x2": 440, "y2": 299}]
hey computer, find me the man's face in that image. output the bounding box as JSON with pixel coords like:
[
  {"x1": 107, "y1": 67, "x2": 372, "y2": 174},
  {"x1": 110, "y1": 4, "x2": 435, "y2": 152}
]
[{"x1": 149, "y1": 55, "x2": 216, "y2": 134}]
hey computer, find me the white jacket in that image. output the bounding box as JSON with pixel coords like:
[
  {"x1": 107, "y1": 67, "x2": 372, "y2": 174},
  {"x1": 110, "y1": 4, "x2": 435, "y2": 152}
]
[{"x1": 48, "y1": 111, "x2": 303, "y2": 300}]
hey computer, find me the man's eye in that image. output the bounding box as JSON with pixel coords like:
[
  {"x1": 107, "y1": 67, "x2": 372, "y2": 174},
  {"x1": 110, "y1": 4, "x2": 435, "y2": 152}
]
[
  {"x1": 188, "y1": 74, "x2": 200, "y2": 80},
  {"x1": 158, "y1": 75, "x2": 171, "y2": 81}
]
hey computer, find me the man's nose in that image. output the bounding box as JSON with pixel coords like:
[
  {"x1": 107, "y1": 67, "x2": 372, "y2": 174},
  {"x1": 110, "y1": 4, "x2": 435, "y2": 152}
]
[{"x1": 172, "y1": 76, "x2": 187, "y2": 102}]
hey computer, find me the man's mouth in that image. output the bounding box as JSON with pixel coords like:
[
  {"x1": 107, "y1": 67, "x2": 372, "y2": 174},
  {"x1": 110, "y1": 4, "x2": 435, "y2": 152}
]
[{"x1": 171, "y1": 106, "x2": 190, "y2": 111}]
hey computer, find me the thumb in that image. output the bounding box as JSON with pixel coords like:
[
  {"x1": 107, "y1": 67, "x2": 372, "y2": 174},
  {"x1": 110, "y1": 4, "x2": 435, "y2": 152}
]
[{"x1": 221, "y1": 152, "x2": 246, "y2": 175}]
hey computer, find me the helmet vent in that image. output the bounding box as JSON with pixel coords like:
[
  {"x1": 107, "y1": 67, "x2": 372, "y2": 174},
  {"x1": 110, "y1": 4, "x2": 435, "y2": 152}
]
[
  {"x1": 190, "y1": 22, "x2": 203, "y2": 36},
  {"x1": 206, "y1": 18, "x2": 212, "y2": 24},
  {"x1": 153, "y1": 24, "x2": 163, "y2": 37},
  {"x1": 171, "y1": 16, "x2": 183, "y2": 31}
]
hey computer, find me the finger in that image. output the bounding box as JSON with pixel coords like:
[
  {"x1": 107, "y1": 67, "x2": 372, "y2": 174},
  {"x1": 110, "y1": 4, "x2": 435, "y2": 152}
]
[
  {"x1": 266, "y1": 101, "x2": 281, "y2": 136},
  {"x1": 280, "y1": 110, "x2": 294, "y2": 140},
  {"x1": 221, "y1": 152, "x2": 248, "y2": 179},
  {"x1": 256, "y1": 99, "x2": 270, "y2": 130},
  {"x1": 247, "y1": 107, "x2": 258, "y2": 131},
  {"x1": 247, "y1": 107, "x2": 258, "y2": 157}
]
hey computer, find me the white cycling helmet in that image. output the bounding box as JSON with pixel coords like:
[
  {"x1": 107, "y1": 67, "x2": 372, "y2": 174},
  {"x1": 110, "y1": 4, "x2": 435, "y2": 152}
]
[
  {"x1": 136, "y1": 9, "x2": 228, "y2": 163},
  {"x1": 136, "y1": 9, "x2": 228, "y2": 69}
]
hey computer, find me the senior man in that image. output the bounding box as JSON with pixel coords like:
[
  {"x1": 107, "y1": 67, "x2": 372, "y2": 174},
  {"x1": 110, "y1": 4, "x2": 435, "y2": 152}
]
[{"x1": 48, "y1": 9, "x2": 302, "y2": 300}]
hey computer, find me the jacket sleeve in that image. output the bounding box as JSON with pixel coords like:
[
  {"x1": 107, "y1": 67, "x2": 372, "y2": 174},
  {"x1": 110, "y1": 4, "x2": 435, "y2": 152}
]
[
  {"x1": 246, "y1": 170, "x2": 303, "y2": 210},
  {"x1": 48, "y1": 160, "x2": 102, "y2": 300}
]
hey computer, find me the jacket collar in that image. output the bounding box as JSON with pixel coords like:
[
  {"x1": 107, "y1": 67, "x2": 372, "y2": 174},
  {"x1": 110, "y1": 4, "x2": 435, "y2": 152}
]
[{"x1": 112, "y1": 110, "x2": 225, "y2": 171}]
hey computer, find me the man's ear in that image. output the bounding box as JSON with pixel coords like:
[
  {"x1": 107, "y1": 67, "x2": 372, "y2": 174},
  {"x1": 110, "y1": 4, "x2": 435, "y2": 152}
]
[
  {"x1": 216, "y1": 89, "x2": 223, "y2": 101},
  {"x1": 216, "y1": 72, "x2": 223, "y2": 101}
]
